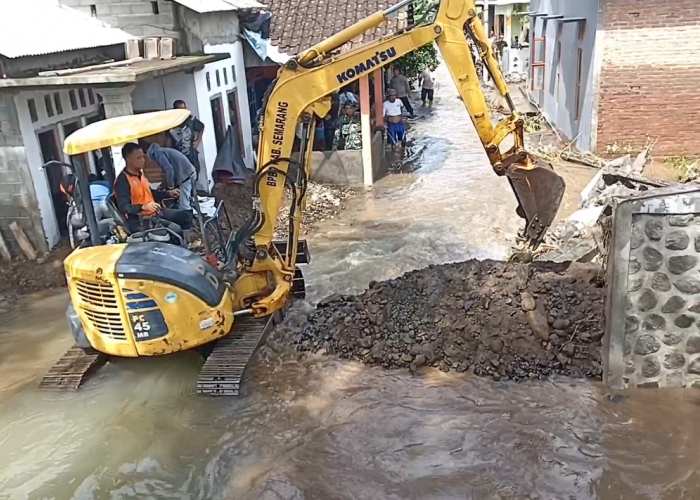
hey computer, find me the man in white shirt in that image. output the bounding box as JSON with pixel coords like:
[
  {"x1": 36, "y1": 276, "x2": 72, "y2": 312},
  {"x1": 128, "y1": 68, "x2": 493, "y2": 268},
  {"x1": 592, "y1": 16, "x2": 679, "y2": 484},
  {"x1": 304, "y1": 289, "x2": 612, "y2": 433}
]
[
  {"x1": 419, "y1": 66, "x2": 435, "y2": 107},
  {"x1": 383, "y1": 89, "x2": 407, "y2": 150}
]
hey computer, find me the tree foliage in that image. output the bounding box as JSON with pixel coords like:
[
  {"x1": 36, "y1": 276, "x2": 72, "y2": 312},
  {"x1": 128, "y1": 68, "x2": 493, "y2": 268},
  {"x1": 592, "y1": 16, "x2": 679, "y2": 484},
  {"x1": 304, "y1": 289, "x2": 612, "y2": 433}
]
[
  {"x1": 392, "y1": 0, "x2": 439, "y2": 77},
  {"x1": 393, "y1": 42, "x2": 439, "y2": 77}
]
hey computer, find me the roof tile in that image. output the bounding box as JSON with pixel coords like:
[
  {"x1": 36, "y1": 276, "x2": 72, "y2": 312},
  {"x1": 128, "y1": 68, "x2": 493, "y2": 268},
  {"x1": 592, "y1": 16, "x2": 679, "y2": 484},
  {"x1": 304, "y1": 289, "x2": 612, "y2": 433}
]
[{"x1": 266, "y1": 0, "x2": 407, "y2": 55}]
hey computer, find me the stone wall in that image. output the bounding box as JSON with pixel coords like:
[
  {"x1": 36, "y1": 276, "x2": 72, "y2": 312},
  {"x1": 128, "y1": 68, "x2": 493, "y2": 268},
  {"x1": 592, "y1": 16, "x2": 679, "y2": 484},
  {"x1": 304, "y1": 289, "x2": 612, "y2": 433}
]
[{"x1": 624, "y1": 213, "x2": 700, "y2": 388}]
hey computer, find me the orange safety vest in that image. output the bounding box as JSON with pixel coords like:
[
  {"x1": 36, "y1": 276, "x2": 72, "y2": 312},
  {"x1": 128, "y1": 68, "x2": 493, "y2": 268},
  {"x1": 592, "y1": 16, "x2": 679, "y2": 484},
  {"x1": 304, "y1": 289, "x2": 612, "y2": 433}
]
[{"x1": 124, "y1": 171, "x2": 158, "y2": 216}]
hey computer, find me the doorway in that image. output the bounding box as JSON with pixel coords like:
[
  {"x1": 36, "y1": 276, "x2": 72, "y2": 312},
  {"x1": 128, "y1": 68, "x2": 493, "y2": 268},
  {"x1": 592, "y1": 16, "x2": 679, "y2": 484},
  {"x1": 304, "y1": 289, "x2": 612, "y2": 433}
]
[
  {"x1": 210, "y1": 94, "x2": 226, "y2": 151},
  {"x1": 38, "y1": 129, "x2": 68, "y2": 236},
  {"x1": 227, "y1": 89, "x2": 245, "y2": 159},
  {"x1": 63, "y1": 120, "x2": 90, "y2": 178}
]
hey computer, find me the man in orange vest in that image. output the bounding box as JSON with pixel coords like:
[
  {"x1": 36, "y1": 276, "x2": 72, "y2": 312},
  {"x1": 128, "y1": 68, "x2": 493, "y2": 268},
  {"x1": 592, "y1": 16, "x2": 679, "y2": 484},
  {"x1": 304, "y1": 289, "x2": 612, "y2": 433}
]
[{"x1": 114, "y1": 142, "x2": 193, "y2": 237}]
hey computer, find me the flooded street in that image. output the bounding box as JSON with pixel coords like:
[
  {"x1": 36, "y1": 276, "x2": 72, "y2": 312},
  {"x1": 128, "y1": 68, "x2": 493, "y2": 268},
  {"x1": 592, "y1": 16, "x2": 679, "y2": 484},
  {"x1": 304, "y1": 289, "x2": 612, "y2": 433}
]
[{"x1": 1, "y1": 65, "x2": 700, "y2": 500}]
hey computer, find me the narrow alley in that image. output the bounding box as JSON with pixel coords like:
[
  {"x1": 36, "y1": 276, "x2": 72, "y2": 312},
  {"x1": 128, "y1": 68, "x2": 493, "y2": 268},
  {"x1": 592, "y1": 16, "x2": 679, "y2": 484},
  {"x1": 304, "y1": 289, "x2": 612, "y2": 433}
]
[{"x1": 0, "y1": 65, "x2": 699, "y2": 500}]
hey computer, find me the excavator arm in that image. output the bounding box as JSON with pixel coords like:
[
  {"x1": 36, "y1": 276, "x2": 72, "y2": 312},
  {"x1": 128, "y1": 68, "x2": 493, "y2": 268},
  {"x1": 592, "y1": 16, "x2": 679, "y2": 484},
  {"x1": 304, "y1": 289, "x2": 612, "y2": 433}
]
[{"x1": 232, "y1": 0, "x2": 565, "y2": 317}]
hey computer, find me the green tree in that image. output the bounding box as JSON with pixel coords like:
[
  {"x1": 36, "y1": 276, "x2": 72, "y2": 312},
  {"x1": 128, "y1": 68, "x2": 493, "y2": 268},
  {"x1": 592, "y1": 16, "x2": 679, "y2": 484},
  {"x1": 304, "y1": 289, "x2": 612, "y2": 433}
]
[{"x1": 393, "y1": 42, "x2": 439, "y2": 77}]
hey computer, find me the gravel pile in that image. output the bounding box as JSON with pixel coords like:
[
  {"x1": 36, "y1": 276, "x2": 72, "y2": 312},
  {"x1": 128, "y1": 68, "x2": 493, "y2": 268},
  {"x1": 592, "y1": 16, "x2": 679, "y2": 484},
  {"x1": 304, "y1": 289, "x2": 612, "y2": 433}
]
[
  {"x1": 296, "y1": 260, "x2": 606, "y2": 381},
  {"x1": 214, "y1": 175, "x2": 354, "y2": 239}
]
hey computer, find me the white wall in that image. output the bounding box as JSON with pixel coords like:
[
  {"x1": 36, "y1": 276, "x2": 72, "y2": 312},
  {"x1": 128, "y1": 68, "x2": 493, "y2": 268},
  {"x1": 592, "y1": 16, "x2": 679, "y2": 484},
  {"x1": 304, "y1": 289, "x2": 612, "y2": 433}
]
[
  {"x1": 192, "y1": 44, "x2": 253, "y2": 190},
  {"x1": 13, "y1": 88, "x2": 101, "y2": 248},
  {"x1": 204, "y1": 42, "x2": 254, "y2": 167}
]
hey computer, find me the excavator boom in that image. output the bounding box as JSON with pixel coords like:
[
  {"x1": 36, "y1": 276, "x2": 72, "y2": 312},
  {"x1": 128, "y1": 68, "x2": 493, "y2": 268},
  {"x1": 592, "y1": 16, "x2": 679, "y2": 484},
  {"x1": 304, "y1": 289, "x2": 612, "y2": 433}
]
[{"x1": 235, "y1": 0, "x2": 565, "y2": 317}]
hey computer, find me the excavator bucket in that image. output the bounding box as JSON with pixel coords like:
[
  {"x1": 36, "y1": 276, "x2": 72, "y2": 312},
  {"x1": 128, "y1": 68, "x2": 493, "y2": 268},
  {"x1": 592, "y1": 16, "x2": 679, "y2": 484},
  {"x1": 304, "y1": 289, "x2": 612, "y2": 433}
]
[{"x1": 505, "y1": 159, "x2": 566, "y2": 248}]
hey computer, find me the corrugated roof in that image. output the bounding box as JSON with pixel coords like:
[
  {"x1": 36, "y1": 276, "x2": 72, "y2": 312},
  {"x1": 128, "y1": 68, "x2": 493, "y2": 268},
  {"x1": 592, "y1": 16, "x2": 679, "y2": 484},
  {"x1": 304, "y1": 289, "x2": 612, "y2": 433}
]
[
  {"x1": 0, "y1": 0, "x2": 134, "y2": 59},
  {"x1": 173, "y1": 0, "x2": 265, "y2": 13},
  {"x1": 265, "y1": 0, "x2": 408, "y2": 56}
]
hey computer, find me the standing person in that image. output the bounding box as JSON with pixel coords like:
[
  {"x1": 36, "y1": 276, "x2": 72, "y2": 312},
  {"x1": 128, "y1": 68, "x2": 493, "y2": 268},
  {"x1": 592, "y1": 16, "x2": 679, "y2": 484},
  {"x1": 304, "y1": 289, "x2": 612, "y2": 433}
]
[
  {"x1": 333, "y1": 103, "x2": 362, "y2": 151},
  {"x1": 383, "y1": 89, "x2": 407, "y2": 151},
  {"x1": 114, "y1": 143, "x2": 193, "y2": 238},
  {"x1": 170, "y1": 100, "x2": 205, "y2": 179},
  {"x1": 390, "y1": 68, "x2": 416, "y2": 119},
  {"x1": 140, "y1": 141, "x2": 197, "y2": 213},
  {"x1": 419, "y1": 66, "x2": 435, "y2": 107}
]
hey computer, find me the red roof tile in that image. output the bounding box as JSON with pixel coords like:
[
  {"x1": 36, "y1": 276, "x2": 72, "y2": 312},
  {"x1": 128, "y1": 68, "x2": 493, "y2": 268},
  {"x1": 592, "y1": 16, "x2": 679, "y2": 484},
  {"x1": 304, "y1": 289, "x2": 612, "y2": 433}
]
[{"x1": 265, "y1": 0, "x2": 408, "y2": 55}]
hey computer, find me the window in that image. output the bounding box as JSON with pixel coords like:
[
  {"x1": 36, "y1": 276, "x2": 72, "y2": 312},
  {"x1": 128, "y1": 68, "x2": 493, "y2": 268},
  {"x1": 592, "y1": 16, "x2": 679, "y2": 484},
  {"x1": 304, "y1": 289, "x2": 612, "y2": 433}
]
[
  {"x1": 206, "y1": 72, "x2": 211, "y2": 92},
  {"x1": 27, "y1": 98, "x2": 38, "y2": 123},
  {"x1": 575, "y1": 48, "x2": 583, "y2": 121},
  {"x1": 69, "y1": 90, "x2": 78, "y2": 110},
  {"x1": 223, "y1": 67, "x2": 228, "y2": 86},
  {"x1": 88, "y1": 88, "x2": 95, "y2": 105},
  {"x1": 231, "y1": 66, "x2": 236, "y2": 83},
  {"x1": 90, "y1": 4, "x2": 96, "y2": 16},
  {"x1": 78, "y1": 89, "x2": 87, "y2": 107},
  {"x1": 151, "y1": 1, "x2": 159, "y2": 14},
  {"x1": 578, "y1": 21, "x2": 586, "y2": 41},
  {"x1": 53, "y1": 93, "x2": 63, "y2": 114},
  {"x1": 215, "y1": 69, "x2": 221, "y2": 87},
  {"x1": 44, "y1": 94, "x2": 54, "y2": 117},
  {"x1": 530, "y1": 36, "x2": 546, "y2": 91}
]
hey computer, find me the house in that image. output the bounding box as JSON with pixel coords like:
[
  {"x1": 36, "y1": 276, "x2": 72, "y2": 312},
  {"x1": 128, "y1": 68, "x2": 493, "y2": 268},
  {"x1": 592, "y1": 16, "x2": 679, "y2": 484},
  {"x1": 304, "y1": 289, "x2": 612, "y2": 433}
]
[
  {"x1": 243, "y1": 0, "x2": 412, "y2": 187},
  {"x1": 526, "y1": 0, "x2": 700, "y2": 157},
  {"x1": 0, "y1": 0, "x2": 261, "y2": 256},
  {"x1": 475, "y1": 1, "x2": 530, "y2": 74}
]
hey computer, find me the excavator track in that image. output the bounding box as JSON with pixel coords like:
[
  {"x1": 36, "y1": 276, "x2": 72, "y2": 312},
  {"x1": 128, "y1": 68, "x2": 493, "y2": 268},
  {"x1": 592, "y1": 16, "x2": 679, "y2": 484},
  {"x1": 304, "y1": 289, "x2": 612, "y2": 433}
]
[
  {"x1": 39, "y1": 345, "x2": 108, "y2": 391},
  {"x1": 197, "y1": 315, "x2": 277, "y2": 396}
]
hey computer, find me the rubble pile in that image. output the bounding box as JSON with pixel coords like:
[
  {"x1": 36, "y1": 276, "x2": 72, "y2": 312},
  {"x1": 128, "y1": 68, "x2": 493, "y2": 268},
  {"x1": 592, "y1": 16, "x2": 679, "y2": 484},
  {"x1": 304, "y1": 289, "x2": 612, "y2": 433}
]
[
  {"x1": 275, "y1": 183, "x2": 355, "y2": 239},
  {"x1": 214, "y1": 175, "x2": 354, "y2": 239},
  {"x1": 296, "y1": 260, "x2": 605, "y2": 381},
  {"x1": 522, "y1": 149, "x2": 671, "y2": 264}
]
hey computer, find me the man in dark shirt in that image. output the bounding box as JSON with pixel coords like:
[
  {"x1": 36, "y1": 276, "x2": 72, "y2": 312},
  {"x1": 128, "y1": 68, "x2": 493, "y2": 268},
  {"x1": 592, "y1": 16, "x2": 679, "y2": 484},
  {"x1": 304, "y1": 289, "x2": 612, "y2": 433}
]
[
  {"x1": 114, "y1": 143, "x2": 193, "y2": 237},
  {"x1": 171, "y1": 100, "x2": 205, "y2": 178}
]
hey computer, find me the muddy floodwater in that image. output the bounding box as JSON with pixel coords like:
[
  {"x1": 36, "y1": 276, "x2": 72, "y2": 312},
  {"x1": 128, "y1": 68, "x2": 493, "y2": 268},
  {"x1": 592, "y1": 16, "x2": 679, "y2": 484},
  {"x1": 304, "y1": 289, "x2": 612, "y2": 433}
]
[{"x1": 2, "y1": 67, "x2": 700, "y2": 500}]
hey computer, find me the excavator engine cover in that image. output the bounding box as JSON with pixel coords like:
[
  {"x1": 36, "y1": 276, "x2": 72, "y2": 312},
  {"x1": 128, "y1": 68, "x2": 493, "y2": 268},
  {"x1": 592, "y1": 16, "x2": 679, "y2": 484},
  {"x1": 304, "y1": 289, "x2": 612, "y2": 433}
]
[{"x1": 506, "y1": 160, "x2": 566, "y2": 247}]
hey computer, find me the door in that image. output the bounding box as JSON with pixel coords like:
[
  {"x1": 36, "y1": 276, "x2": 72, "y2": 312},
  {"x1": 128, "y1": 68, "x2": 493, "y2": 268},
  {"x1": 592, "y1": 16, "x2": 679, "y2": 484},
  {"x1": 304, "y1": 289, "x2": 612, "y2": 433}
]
[
  {"x1": 227, "y1": 89, "x2": 245, "y2": 159},
  {"x1": 38, "y1": 129, "x2": 68, "y2": 236},
  {"x1": 210, "y1": 95, "x2": 226, "y2": 151}
]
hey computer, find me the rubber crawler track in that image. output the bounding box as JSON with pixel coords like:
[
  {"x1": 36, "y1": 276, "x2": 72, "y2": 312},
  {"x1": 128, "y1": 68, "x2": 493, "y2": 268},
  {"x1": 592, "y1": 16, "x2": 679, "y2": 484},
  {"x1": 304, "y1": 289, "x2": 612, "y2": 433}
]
[
  {"x1": 39, "y1": 345, "x2": 108, "y2": 391},
  {"x1": 197, "y1": 315, "x2": 277, "y2": 396}
]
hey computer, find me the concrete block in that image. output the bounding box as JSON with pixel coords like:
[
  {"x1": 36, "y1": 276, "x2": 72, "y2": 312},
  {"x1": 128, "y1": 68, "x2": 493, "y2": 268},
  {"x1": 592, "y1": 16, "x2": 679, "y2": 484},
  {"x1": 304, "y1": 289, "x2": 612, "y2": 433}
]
[
  {"x1": 0, "y1": 169, "x2": 23, "y2": 184},
  {"x1": 113, "y1": 13, "x2": 174, "y2": 28},
  {"x1": 123, "y1": 26, "x2": 145, "y2": 36},
  {"x1": 142, "y1": 26, "x2": 167, "y2": 37},
  {"x1": 0, "y1": 183, "x2": 19, "y2": 196},
  {"x1": 95, "y1": 4, "x2": 114, "y2": 15},
  {"x1": 128, "y1": 2, "x2": 157, "y2": 14}
]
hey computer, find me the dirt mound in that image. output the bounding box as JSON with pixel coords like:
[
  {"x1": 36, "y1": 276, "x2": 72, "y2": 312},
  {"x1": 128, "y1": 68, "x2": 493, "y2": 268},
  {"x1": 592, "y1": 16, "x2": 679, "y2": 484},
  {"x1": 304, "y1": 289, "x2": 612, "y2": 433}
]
[
  {"x1": 295, "y1": 260, "x2": 606, "y2": 381},
  {"x1": 0, "y1": 243, "x2": 71, "y2": 306}
]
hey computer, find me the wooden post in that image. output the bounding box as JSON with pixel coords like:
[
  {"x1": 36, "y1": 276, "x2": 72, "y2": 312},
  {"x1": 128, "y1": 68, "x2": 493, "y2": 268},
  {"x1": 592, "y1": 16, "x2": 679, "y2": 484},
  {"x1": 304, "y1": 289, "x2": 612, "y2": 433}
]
[
  {"x1": 9, "y1": 221, "x2": 37, "y2": 260},
  {"x1": 373, "y1": 68, "x2": 384, "y2": 128},
  {"x1": 0, "y1": 229, "x2": 11, "y2": 261},
  {"x1": 359, "y1": 75, "x2": 373, "y2": 186}
]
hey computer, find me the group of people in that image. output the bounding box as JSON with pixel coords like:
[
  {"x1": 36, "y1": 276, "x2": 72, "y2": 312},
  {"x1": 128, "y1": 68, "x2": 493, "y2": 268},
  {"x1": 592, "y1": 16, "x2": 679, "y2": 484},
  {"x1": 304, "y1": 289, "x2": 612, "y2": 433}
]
[
  {"x1": 330, "y1": 66, "x2": 436, "y2": 153},
  {"x1": 85, "y1": 100, "x2": 206, "y2": 245}
]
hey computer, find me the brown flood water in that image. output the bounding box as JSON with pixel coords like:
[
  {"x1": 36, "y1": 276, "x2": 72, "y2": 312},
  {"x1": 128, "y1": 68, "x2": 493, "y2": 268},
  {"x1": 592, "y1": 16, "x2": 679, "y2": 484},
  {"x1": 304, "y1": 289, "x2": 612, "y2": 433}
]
[{"x1": 1, "y1": 65, "x2": 699, "y2": 500}]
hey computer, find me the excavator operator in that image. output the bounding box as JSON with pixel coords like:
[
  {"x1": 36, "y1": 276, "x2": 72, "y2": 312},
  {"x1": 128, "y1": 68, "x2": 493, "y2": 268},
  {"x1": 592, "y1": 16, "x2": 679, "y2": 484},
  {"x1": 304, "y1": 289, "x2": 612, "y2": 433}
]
[{"x1": 114, "y1": 142, "x2": 193, "y2": 238}]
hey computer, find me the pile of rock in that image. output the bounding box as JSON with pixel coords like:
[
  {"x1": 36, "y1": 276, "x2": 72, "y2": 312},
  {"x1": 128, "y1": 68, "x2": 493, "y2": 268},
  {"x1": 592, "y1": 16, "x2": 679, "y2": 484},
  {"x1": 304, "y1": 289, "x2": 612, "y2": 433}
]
[
  {"x1": 275, "y1": 182, "x2": 355, "y2": 239},
  {"x1": 295, "y1": 260, "x2": 606, "y2": 381},
  {"x1": 213, "y1": 175, "x2": 354, "y2": 239},
  {"x1": 531, "y1": 150, "x2": 671, "y2": 264}
]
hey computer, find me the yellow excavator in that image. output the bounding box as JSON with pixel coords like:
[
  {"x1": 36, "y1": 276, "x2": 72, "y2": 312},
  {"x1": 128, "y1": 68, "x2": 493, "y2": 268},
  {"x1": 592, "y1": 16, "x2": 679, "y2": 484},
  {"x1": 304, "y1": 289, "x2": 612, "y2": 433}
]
[{"x1": 41, "y1": 0, "x2": 565, "y2": 395}]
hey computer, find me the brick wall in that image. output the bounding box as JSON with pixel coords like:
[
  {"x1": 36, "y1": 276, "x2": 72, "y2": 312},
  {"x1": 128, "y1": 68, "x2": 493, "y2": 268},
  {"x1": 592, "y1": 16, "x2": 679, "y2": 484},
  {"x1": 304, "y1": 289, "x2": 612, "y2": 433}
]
[
  {"x1": 0, "y1": 93, "x2": 48, "y2": 255},
  {"x1": 597, "y1": 0, "x2": 700, "y2": 157},
  {"x1": 58, "y1": 0, "x2": 179, "y2": 38}
]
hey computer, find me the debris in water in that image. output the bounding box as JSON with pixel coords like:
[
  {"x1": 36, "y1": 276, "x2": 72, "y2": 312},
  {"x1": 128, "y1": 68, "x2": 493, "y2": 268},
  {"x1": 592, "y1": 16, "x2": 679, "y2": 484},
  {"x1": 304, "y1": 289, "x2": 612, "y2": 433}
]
[{"x1": 295, "y1": 260, "x2": 605, "y2": 382}]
